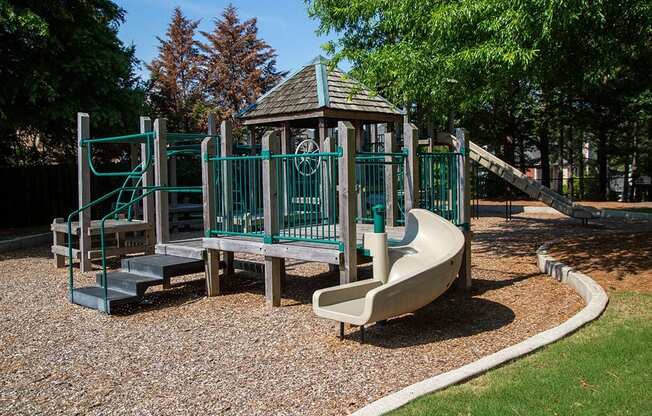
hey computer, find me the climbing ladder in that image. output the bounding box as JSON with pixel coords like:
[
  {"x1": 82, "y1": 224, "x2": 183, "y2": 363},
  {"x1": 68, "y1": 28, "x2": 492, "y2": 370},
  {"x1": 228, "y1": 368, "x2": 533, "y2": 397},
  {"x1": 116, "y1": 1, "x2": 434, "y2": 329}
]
[{"x1": 469, "y1": 141, "x2": 599, "y2": 219}]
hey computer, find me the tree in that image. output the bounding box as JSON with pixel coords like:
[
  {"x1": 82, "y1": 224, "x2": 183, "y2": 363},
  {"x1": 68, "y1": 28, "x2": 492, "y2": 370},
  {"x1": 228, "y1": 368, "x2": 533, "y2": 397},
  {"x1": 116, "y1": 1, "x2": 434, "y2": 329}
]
[
  {"x1": 147, "y1": 7, "x2": 202, "y2": 132},
  {"x1": 0, "y1": 0, "x2": 143, "y2": 166},
  {"x1": 308, "y1": 0, "x2": 652, "y2": 199},
  {"x1": 200, "y1": 4, "x2": 284, "y2": 121}
]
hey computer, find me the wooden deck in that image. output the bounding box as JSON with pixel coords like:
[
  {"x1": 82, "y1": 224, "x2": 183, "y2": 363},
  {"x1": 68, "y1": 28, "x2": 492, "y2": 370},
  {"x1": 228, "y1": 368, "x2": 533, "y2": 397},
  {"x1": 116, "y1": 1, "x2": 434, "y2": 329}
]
[
  {"x1": 51, "y1": 219, "x2": 151, "y2": 236},
  {"x1": 163, "y1": 223, "x2": 407, "y2": 265}
]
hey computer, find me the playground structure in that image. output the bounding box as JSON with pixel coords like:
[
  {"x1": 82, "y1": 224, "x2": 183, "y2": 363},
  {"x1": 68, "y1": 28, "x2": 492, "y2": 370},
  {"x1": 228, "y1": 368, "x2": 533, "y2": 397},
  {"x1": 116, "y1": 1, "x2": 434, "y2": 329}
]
[{"x1": 59, "y1": 56, "x2": 613, "y2": 314}]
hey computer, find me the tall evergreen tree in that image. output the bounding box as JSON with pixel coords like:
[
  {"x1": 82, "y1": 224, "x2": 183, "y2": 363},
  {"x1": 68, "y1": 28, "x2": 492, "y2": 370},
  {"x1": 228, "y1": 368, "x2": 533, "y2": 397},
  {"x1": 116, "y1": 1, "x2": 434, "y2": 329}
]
[
  {"x1": 200, "y1": 4, "x2": 283, "y2": 120},
  {"x1": 147, "y1": 7, "x2": 202, "y2": 131}
]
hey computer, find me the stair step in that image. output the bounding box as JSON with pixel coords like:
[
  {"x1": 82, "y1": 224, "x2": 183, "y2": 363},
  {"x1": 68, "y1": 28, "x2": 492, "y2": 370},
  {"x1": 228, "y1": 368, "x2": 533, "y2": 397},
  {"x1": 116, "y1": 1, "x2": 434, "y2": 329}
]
[
  {"x1": 71, "y1": 286, "x2": 138, "y2": 313},
  {"x1": 121, "y1": 254, "x2": 204, "y2": 279},
  {"x1": 95, "y1": 271, "x2": 163, "y2": 297}
]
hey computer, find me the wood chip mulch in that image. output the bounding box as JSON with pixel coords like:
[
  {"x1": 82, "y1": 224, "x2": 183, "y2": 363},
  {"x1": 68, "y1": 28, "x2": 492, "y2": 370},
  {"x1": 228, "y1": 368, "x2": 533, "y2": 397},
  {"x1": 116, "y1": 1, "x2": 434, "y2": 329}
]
[{"x1": 2, "y1": 213, "x2": 613, "y2": 415}]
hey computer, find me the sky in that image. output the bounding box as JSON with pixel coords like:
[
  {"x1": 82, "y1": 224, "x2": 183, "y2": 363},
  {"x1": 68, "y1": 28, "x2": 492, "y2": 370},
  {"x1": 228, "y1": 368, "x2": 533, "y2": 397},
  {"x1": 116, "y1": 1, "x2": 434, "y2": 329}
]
[{"x1": 114, "y1": 0, "x2": 340, "y2": 80}]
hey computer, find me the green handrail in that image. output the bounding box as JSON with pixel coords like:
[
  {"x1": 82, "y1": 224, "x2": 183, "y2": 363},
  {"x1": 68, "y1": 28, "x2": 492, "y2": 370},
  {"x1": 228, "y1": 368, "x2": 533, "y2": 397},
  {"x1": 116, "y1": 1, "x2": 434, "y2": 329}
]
[
  {"x1": 86, "y1": 134, "x2": 154, "y2": 177},
  {"x1": 96, "y1": 186, "x2": 202, "y2": 312},
  {"x1": 67, "y1": 185, "x2": 202, "y2": 310},
  {"x1": 67, "y1": 186, "x2": 144, "y2": 303},
  {"x1": 167, "y1": 133, "x2": 218, "y2": 143},
  {"x1": 82, "y1": 132, "x2": 154, "y2": 145}
]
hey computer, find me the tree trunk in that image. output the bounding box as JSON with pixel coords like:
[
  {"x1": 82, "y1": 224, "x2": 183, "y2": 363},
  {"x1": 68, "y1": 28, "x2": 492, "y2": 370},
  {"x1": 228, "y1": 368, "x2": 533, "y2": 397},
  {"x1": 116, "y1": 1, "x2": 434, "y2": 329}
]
[
  {"x1": 558, "y1": 124, "x2": 564, "y2": 194},
  {"x1": 538, "y1": 120, "x2": 551, "y2": 188},
  {"x1": 568, "y1": 125, "x2": 574, "y2": 200},
  {"x1": 597, "y1": 130, "x2": 608, "y2": 200}
]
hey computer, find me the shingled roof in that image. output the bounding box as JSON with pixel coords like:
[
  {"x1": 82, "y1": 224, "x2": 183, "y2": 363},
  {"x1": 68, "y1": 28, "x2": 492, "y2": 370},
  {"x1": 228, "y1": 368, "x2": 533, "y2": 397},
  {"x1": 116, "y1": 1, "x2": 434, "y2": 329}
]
[{"x1": 238, "y1": 56, "x2": 404, "y2": 125}]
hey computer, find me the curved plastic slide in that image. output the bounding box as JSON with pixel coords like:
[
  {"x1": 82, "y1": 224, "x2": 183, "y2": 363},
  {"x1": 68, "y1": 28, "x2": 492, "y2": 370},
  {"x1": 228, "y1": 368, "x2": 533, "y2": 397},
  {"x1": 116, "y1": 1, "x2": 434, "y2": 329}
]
[{"x1": 312, "y1": 209, "x2": 465, "y2": 326}]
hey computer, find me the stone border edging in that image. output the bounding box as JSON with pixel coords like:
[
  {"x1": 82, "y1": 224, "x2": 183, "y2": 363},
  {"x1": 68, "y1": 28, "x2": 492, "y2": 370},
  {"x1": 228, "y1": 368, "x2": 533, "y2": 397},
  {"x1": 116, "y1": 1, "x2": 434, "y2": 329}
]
[
  {"x1": 351, "y1": 242, "x2": 608, "y2": 416},
  {"x1": 0, "y1": 232, "x2": 52, "y2": 254}
]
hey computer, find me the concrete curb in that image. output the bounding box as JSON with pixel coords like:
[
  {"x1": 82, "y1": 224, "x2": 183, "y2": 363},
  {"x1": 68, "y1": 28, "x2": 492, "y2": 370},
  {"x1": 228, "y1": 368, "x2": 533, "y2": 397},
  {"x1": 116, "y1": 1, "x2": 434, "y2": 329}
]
[
  {"x1": 0, "y1": 232, "x2": 52, "y2": 254},
  {"x1": 597, "y1": 208, "x2": 652, "y2": 221},
  {"x1": 352, "y1": 242, "x2": 609, "y2": 416}
]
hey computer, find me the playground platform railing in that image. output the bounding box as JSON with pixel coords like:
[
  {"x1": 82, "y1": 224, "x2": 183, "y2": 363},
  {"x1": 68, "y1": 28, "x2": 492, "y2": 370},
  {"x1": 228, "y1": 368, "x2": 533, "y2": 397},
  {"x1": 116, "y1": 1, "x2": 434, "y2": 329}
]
[
  {"x1": 272, "y1": 148, "x2": 342, "y2": 247},
  {"x1": 355, "y1": 151, "x2": 406, "y2": 224},
  {"x1": 419, "y1": 152, "x2": 463, "y2": 225},
  {"x1": 204, "y1": 149, "x2": 344, "y2": 249}
]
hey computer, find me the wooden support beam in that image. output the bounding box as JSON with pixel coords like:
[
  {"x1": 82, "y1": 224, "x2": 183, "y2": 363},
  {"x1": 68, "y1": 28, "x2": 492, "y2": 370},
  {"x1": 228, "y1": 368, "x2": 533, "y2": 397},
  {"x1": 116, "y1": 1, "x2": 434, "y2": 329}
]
[
  {"x1": 77, "y1": 112, "x2": 92, "y2": 273},
  {"x1": 220, "y1": 119, "x2": 235, "y2": 275},
  {"x1": 201, "y1": 127, "x2": 220, "y2": 295},
  {"x1": 404, "y1": 122, "x2": 420, "y2": 213},
  {"x1": 319, "y1": 118, "x2": 335, "y2": 221},
  {"x1": 169, "y1": 156, "x2": 178, "y2": 228},
  {"x1": 455, "y1": 128, "x2": 472, "y2": 289},
  {"x1": 220, "y1": 120, "x2": 234, "y2": 232},
  {"x1": 384, "y1": 129, "x2": 398, "y2": 226},
  {"x1": 140, "y1": 117, "x2": 155, "y2": 253},
  {"x1": 280, "y1": 121, "x2": 291, "y2": 216},
  {"x1": 354, "y1": 120, "x2": 364, "y2": 152},
  {"x1": 154, "y1": 118, "x2": 169, "y2": 245},
  {"x1": 262, "y1": 129, "x2": 282, "y2": 306},
  {"x1": 338, "y1": 121, "x2": 357, "y2": 284},
  {"x1": 52, "y1": 217, "x2": 66, "y2": 267}
]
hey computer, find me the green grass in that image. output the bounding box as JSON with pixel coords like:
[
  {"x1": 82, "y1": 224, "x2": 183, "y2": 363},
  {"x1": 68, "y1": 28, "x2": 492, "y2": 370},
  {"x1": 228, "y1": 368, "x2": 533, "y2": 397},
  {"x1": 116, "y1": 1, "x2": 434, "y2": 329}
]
[{"x1": 391, "y1": 292, "x2": 652, "y2": 416}]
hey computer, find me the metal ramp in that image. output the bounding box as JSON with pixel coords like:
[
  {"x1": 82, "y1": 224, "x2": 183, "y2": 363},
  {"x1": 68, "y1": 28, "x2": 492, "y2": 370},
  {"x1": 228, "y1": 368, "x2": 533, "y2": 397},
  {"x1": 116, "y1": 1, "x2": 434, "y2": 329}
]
[
  {"x1": 469, "y1": 141, "x2": 599, "y2": 219},
  {"x1": 70, "y1": 254, "x2": 204, "y2": 313}
]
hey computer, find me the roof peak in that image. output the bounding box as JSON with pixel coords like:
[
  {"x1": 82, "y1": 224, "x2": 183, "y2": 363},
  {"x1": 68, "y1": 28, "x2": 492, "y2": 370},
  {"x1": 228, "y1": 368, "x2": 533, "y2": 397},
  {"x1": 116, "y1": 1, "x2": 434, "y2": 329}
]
[{"x1": 306, "y1": 55, "x2": 329, "y2": 66}]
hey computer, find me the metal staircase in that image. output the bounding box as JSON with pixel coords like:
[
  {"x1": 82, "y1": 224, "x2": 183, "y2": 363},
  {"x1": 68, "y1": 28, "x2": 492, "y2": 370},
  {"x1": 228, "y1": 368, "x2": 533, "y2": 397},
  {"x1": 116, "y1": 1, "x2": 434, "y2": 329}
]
[
  {"x1": 469, "y1": 141, "x2": 599, "y2": 220},
  {"x1": 70, "y1": 254, "x2": 204, "y2": 313}
]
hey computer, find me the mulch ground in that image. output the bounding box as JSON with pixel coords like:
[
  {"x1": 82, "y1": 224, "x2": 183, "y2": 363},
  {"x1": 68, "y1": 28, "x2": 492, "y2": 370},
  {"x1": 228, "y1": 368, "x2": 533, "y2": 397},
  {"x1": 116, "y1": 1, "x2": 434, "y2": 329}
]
[
  {"x1": 0, "y1": 213, "x2": 617, "y2": 415},
  {"x1": 547, "y1": 229, "x2": 652, "y2": 293}
]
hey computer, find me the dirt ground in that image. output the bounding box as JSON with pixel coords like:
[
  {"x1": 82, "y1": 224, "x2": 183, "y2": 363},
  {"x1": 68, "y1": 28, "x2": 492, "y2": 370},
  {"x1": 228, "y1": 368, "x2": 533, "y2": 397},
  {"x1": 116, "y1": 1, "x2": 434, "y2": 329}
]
[{"x1": 2, "y1": 213, "x2": 633, "y2": 416}]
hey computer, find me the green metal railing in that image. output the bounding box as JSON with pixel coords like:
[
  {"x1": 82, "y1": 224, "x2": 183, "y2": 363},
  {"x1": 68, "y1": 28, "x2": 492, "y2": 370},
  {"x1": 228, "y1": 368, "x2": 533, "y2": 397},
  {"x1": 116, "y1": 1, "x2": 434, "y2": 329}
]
[
  {"x1": 419, "y1": 152, "x2": 463, "y2": 225},
  {"x1": 355, "y1": 151, "x2": 406, "y2": 223},
  {"x1": 67, "y1": 185, "x2": 201, "y2": 312},
  {"x1": 206, "y1": 153, "x2": 265, "y2": 239},
  {"x1": 84, "y1": 132, "x2": 154, "y2": 177},
  {"x1": 273, "y1": 148, "x2": 342, "y2": 247}
]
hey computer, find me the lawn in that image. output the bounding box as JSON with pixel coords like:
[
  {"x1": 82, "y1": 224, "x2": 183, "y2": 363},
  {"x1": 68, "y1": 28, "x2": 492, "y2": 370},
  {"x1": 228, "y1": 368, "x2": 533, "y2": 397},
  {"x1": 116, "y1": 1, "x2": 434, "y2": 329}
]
[{"x1": 391, "y1": 291, "x2": 652, "y2": 416}]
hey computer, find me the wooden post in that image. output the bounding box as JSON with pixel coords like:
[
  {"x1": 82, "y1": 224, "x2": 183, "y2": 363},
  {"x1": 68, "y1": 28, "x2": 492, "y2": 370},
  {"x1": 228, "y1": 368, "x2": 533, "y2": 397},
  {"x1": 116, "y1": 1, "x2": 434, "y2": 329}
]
[
  {"x1": 280, "y1": 121, "x2": 291, "y2": 216},
  {"x1": 140, "y1": 117, "x2": 155, "y2": 254},
  {"x1": 404, "y1": 122, "x2": 420, "y2": 213},
  {"x1": 169, "y1": 156, "x2": 178, "y2": 229},
  {"x1": 201, "y1": 130, "x2": 221, "y2": 296},
  {"x1": 220, "y1": 120, "x2": 234, "y2": 232},
  {"x1": 77, "y1": 113, "x2": 92, "y2": 273},
  {"x1": 338, "y1": 121, "x2": 357, "y2": 284},
  {"x1": 129, "y1": 143, "x2": 141, "y2": 218},
  {"x1": 53, "y1": 218, "x2": 66, "y2": 267},
  {"x1": 427, "y1": 121, "x2": 435, "y2": 153},
  {"x1": 262, "y1": 129, "x2": 281, "y2": 306},
  {"x1": 318, "y1": 118, "x2": 334, "y2": 220},
  {"x1": 370, "y1": 124, "x2": 377, "y2": 150},
  {"x1": 455, "y1": 128, "x2": 472, "y2": 289},
  {"x1": 220, "y1": 119, "x2": 235, "y2": 276},
  {"x1": 154, "y1": 118, "x2": 169, "y2": 245},
  {"x1": 354, "y1": 120, "x2": 364, "y2": 152},
  {"x1": 384, "y1": 128, "x2": 398, "y2": 226}
]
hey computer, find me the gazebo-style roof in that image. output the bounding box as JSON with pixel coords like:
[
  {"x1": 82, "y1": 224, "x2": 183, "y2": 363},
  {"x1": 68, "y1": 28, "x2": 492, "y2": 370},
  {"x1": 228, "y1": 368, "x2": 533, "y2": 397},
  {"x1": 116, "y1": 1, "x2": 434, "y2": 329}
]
[{"x1": 238, "y1": 56, "x2": 404, "y2": 127}]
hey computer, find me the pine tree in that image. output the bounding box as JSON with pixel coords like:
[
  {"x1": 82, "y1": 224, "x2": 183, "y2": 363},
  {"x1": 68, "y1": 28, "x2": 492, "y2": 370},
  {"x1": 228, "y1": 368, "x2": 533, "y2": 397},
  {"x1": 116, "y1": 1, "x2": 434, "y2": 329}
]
[
  {"x1": 147, "y1": 7, "x2": 201, "y2": 131},
  {"x1": 200, "y1": 4, "x2": 283, "y2": 121}
]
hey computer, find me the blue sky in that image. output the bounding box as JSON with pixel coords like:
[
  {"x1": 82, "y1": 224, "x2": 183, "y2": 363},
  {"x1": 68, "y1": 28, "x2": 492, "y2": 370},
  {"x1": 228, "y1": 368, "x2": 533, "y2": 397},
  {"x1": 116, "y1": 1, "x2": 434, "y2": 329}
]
[{"x1": 115, "y1": 0, "x2": 338, "y2": 80}]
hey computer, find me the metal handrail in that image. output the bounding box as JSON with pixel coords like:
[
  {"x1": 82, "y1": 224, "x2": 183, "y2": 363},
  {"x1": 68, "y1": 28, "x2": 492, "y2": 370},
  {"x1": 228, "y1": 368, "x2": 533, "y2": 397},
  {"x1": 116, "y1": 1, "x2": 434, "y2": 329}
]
[
  {"x1": 81, "y1": 132, "x2": 154, "y2": 145},
  {"x1": 86, "y1": 134, "x2": 154, "y2": 177},
  {"x1": 66, "y1": 185, "x2": 202, "y2": 311}
]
